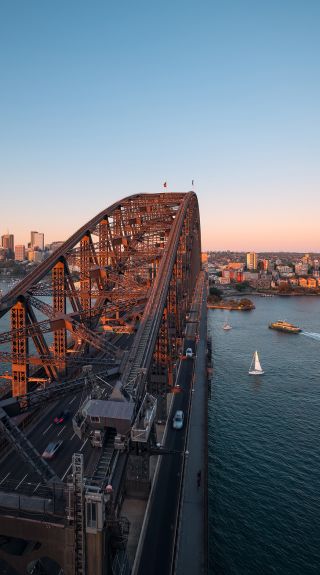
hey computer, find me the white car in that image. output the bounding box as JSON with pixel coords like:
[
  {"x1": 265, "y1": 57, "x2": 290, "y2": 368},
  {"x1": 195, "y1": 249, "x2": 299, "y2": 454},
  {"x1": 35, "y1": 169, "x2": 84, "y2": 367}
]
[
  {"x1": 186, "y1": 347, "x2": 193, "y2": 358},
  {"x1": 42, "y1": 441, "x2": 63, "y2": 460},
  {"x1": 172, "y1": 410, "x2": 184, "y2": 430}
]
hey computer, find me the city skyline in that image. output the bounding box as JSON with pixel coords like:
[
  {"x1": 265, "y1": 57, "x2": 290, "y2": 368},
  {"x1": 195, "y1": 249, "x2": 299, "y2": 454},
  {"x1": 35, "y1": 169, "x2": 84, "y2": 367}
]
[
  {"x1": 3, "y1": 220, "x2": 320, "y2": 254},
  {"x1": 1, "y1": 1, "x2": 320, "y2": 250}
]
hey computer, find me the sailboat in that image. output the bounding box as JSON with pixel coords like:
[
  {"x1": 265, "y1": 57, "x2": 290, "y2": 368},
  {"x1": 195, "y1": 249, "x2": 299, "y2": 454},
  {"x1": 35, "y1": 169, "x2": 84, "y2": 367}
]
[
  {"x1": 248, "y1": 351, "x2": 264, "y2": 375},
  {"x1": 223, "y1": 322, "x2": 232, "y2": 331}
]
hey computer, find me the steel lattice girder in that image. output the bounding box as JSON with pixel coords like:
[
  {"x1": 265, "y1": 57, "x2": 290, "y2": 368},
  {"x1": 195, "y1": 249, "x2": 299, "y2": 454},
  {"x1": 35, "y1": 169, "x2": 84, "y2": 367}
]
[{"x1": 0, "y1": 193, "x2": 197, "y2": 397}]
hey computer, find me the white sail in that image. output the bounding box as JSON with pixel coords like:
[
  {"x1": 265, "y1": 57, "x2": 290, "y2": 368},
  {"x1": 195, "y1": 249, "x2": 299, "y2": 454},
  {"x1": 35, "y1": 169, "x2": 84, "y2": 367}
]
[
  {"x1": 249, "y1": 350, "x2": 264, "y2": 375},
  {"x1": 254, "y1": 351, "x2": 262, "y2": 372}
]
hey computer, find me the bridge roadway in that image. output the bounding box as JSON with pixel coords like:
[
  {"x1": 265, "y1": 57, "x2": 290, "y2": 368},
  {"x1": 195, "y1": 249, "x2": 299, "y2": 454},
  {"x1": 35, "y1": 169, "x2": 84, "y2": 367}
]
[
  {"x1": 134, "y1": 272, "x2": 206, "y2": 575},
  {"x1": 0, "y1": 334, "x2": 131, "y2": 493},
  {"x1": 135, "y1": 337, "x2": 195, "y2": 575}
]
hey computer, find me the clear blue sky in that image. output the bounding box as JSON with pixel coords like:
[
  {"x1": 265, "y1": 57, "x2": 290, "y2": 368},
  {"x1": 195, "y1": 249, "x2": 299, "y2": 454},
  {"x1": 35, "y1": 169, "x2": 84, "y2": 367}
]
[{"x1": 1, "y1": 0, "x2": 319, "y2": 251}]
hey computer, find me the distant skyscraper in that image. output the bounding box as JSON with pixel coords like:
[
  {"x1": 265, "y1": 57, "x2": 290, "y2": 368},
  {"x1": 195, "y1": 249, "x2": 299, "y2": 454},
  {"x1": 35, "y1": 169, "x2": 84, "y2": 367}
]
[
  {"x1": 31, "y1": 231, "x2": 44, "y2": 251},
  {"x1": 1, "y1": 234, "x2": 14, "y2": 258},
  {"x1": 246, "y1": 252, "x2": 257, "y2": 270},
  {"x1": 15, "y1": 245, "x2": 26, "y2": 261}
]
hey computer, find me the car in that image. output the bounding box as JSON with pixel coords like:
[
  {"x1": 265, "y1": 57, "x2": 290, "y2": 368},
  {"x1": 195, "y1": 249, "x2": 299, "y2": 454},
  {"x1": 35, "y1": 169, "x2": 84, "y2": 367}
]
[
  {"x1": 53, "y1": 409, "x2": 70, "y2": 424},
  {"x1": 186, "y1": 347, "x2": 193, "y2": 358},
  {"x1": 172, "y1": 410, "x2": 184, "y2": 430},
  {"x1": 42, "y1": 441, "x2": 63, "y2": 460}
]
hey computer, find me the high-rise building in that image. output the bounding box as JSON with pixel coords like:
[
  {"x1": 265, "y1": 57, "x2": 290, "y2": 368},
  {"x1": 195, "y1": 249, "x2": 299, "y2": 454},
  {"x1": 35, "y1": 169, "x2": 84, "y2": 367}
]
[
  {"x1": 15, "y1": 245, "x2": 26, "y2": 261},
  {"x1": 1, "y1": 234, "x2": 14, "y2": 258},
  {"x1": 246, "y1": 252, "x2": 257, "y2": 270},
  {"x1": 262, "y1": 259, "x2": 269, "y2": 271},
  {"x1": 31, "y1": 231, "x2": 44, "y2": 251}
]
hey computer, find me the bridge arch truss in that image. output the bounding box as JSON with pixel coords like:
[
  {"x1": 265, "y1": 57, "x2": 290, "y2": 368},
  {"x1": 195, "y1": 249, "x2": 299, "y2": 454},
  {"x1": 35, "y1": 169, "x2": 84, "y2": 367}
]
[{"x1": 0, "y1": 192, "x2": 201, "y2": 400}]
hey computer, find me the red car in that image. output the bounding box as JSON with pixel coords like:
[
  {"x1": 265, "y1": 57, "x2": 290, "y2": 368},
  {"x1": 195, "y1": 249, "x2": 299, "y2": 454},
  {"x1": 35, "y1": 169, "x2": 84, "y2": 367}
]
[{"x1": 53, "y1": 409, "x2": 70, "y2": 424}]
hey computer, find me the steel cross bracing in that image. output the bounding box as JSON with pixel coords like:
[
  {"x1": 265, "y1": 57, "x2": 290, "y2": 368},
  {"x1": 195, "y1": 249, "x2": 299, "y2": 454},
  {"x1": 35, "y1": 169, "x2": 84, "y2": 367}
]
[
  {"x1": 122, "y1": 192, "x2": 201, "y2": 400},
  {"x1": 0, "y1": 194, "x2": 183, "y2": 398}
]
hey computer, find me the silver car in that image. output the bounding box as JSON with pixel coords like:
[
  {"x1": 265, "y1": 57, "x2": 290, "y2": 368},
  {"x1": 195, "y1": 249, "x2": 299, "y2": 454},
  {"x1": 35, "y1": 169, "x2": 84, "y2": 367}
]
[
  {"x1": 172, "y1": 410, "x2": 184, "y2": 430},
  {"x1": 42, "y1": 441, "x2": 63, "y2": 459}
]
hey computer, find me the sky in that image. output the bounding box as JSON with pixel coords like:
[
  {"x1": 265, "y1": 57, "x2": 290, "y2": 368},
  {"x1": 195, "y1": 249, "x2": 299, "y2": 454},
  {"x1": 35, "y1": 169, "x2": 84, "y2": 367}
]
[{"x1": 0, "y1": 0, "x2": 320, "y2": 251}]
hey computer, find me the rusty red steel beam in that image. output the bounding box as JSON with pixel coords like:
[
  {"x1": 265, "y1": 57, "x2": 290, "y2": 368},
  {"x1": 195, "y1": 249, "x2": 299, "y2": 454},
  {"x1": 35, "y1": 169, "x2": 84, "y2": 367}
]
[
  {"x1": 0, "y1": 193, "x2": 184, "y2": 317},
  {"x1": 122, "y1": 192, "x2": 201, "y2": 396}
]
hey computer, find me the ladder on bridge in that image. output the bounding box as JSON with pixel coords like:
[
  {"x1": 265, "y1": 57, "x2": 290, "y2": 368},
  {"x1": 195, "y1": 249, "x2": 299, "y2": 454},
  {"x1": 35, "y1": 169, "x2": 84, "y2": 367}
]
[
  {"x1": 89, "y1": 430, "x2": 116, "y2": 488},
  {"x1": 0, "y1": 407, "x2": 60, "y2": 484},
  {"x1": 122, "y1": 317, "x2": 152, "y2": 396},
  {"x1": 72, "y1": 453, "x2": 86, "y2": 575}
]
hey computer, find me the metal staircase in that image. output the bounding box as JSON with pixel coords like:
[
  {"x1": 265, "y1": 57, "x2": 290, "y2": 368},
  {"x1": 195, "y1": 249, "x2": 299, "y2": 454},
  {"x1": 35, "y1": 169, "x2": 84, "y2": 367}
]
[
  {"x1": 89, "y1": 430, "x2": 116, "y2": 487},
  {"x1": 72, "y1": 453, "x2": 86, "y2": 575}
]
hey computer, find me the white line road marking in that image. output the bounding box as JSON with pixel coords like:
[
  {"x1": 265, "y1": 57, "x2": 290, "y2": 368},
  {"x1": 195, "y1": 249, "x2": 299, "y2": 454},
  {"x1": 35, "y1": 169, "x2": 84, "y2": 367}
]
[
  {"x1": 15, "y1": 474, "x2": 28, "y2": 490},
  {"x1": 0, "y1": 472, "x2": 10, "y2": 485},
  {"x1": 57, "y1": 425, "x2": 66, "y2": 436},
  {"x1": 43, "y1": 423, "x2": 53, "y2": 435},
  {"x1": 80, "y1": 438, "x2": 88, "y2": 452},
  {"x1": 68, "y1": 396, "x2": 76, "y2": 405},
  {"x1": 61, "y1": 463, "x2": 72, "y2": 481},
  {"x1": 70, "y1": 433, "x2": 76, "y2": 440},
  {"x1": 33, "y1": 482, "x2": 40, "y2": 494}
]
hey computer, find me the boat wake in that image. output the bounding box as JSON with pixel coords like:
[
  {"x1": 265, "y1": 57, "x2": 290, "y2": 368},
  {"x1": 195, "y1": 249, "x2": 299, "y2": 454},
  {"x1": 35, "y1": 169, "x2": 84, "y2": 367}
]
[{"x1": 302, "y1": 331, "x2": 320, "y2": 341}]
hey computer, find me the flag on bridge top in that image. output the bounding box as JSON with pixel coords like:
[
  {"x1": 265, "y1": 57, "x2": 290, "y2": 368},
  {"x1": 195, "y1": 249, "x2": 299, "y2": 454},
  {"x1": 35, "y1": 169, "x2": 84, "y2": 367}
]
[{"x1": 163, "y1": 181, "x2": 167, "y2": 188}]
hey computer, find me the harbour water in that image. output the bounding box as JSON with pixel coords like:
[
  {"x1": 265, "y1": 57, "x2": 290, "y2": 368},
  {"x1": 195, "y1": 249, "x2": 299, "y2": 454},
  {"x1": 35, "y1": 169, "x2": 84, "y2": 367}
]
[{"x1": 208, "y1": 296, "x2": 320, "y2": 574}]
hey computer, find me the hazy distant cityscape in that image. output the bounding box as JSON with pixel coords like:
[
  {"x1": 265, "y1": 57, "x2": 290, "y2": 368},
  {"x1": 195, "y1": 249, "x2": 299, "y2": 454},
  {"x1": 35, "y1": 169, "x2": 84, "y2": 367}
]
[
  {"x1": 0, "y1": 230, "x2": 63, "y2": 275},
  {"x1": 207, "y1": 251, "x2": 320, "y2": 294}
]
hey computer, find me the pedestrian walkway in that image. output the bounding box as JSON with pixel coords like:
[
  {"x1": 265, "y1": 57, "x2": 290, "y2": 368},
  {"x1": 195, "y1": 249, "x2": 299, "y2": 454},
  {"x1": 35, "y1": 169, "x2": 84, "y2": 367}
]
[{"x1": 175, "y1": 273, "x2": 208, "y2": 575}]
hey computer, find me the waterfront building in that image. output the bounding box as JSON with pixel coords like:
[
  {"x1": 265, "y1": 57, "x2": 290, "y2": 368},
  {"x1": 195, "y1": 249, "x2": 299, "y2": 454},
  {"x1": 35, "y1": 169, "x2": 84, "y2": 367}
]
[
  {"x1": 246, "y1": 252, "x2": 257, "y2": 270},
  {"x1": 299, "y1": 277, "x2": 308, "y2": 288},
  {"x1": 277, "y1": 265, "x2": 294, "y2": 277},
  {"x1": 1, "y1": 233, "x2": 14, "y2": 258},
  {"x1": 221, "y1": 270, "x2": 231, "y2": 283},
  {"x1": 49, "y1": 241, "x2": 64, "y2": 251},
  {"x1": 295, "y1": 262, "x2": 309, "y2": 275},
  {"x1": 15, "y1": 245, "x2": 26, "y2": 261},
  {"x1": 243, "y1": 271, "x2": 259, "y2": 281},
  {"x1": 302, "y1": 253, "x2": 310, "y2": 264},
  {"x1": 307, "y1": 277, "x2": 317, "y2": 289},
  {"x1": 227, "y1": 262, "x2": 244, "y2": 271},
  {"x1": 31, "y1": 231, "x2": 44, "y2": 251}
]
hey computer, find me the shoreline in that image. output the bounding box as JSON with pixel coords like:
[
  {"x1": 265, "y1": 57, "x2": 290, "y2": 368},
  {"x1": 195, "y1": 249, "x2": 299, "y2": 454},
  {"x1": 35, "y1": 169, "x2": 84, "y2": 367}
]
[{"x1": 222, "y1": 291, "x2": 320, "y2": 298}]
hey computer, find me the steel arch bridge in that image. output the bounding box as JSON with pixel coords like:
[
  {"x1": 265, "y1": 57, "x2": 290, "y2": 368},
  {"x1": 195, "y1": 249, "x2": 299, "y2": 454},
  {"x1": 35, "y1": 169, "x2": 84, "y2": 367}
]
[
  {"x1": 0, "y1": 192, "x2": 203, "y2": 575},
  {"x1": 0, "y1": 192, "x2": 201, "y2": 399}
]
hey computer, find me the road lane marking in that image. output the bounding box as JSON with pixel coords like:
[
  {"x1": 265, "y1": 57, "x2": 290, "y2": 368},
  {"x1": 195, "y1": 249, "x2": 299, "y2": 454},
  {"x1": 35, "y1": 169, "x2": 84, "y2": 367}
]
[
  {"x1": 80, "y1": 438, "x2": 88, "y2": 452},
  {"x1": 69, "y1": 396, "x2": 76, "y2": 405},
  {"x1": 43, "y1": 423, "x2": 53, "y2": 435},
  {"x1": 70, "y1": 433, "x2": 76, "y2": 440},
  {"x1": 61, "y1": 462, "x2": 72, "y2": 481},
  {"x1": 15, "y1": 474, "x2": 28, "y2": 490},
  {"x1": 57, "y1": 425, "x2": 66, "y2": 436},
  {"x1": 0, "y1": 472, "x2": 10, "y2": 485},
  {"x1": 33, "y1": 482, "x2": 40, "y2": 494}
]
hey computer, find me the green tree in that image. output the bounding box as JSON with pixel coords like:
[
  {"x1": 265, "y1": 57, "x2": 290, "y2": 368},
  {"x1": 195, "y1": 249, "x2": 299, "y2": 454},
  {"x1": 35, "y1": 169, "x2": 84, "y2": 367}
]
[
  {"x1": 209, "y1": 286, "x2": 222, "y2": 299},
  {"x1": 235, "y1": 281, "x2": 250, "y2": 292}
]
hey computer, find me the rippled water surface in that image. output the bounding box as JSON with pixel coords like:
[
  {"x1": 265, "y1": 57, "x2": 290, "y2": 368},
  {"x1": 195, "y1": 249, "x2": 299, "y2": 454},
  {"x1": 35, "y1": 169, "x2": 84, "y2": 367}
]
[{"x1": 208, "y1": 296, "x2": 320, "y2": 575}]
